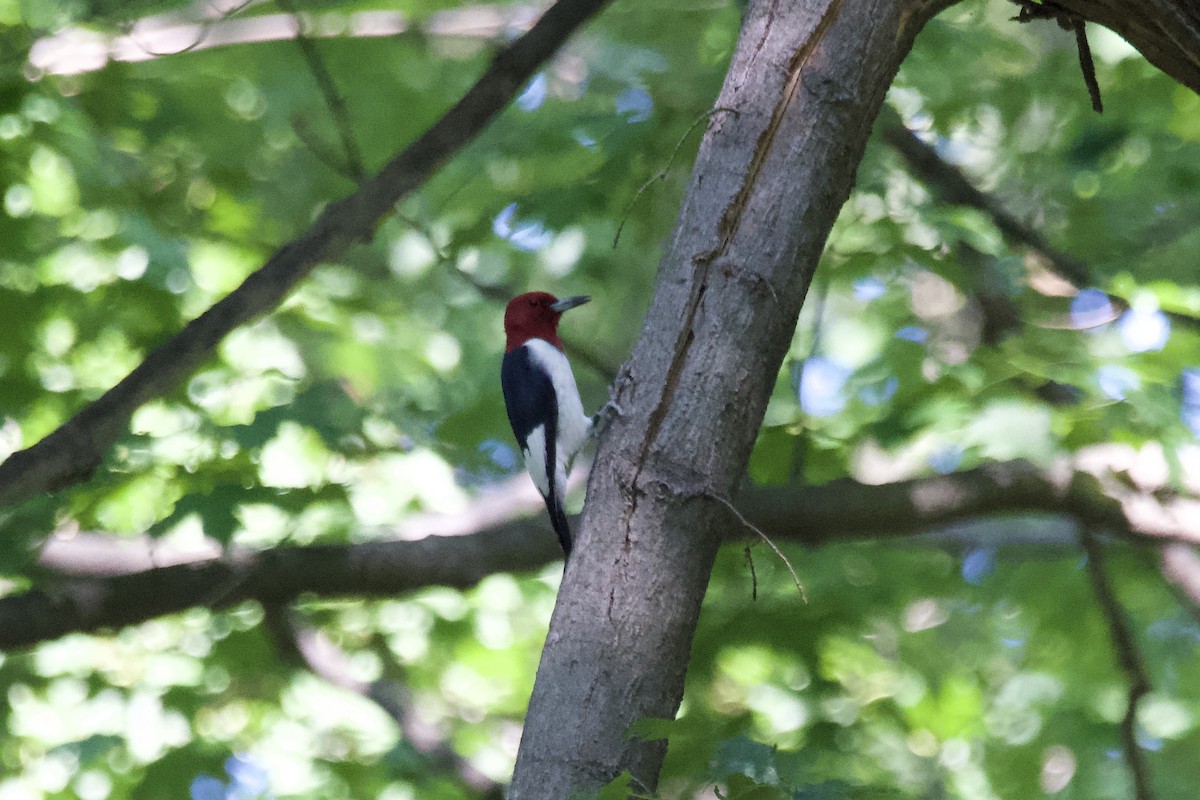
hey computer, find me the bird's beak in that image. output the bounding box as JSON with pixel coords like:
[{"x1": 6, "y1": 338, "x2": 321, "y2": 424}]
[{"x1": 551, "y1": 295, "x2": 590, "y2": 313}]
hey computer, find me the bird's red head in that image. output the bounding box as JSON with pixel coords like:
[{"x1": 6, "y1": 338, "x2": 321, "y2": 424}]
[{"x1": 504, "y1": 292, "x2": 590, "y2": 352}]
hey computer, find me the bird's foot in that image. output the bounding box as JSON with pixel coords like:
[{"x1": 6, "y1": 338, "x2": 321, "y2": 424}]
[
  {"x1": 590, "y1": 398, "x2": 624, "y2": 439},
  {"x1": 590, "y1": 368, "x2": 631, "y2": 439}
]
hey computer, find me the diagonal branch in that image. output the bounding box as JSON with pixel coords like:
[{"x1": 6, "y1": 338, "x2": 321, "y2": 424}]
[
  {"x1": 1080, "y1": 532, "x2": 1155, "y2": 800},
  {"x1": 878, "y1": 107, "x2": 1091, "y2": 287},
  {"x1": 880, "y1": 109, "x2": 1200, "y2": 332},
  {"x1": 0, "y1": 0, "x2": 612, "y2": 513},
  {"x1": 263, "y1": 604, "x2": 504, "y2": 798}
]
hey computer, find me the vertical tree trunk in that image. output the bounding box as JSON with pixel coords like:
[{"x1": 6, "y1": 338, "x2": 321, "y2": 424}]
[{"x1": 509, "y1": 0, "x2": 954, "y2": 795}]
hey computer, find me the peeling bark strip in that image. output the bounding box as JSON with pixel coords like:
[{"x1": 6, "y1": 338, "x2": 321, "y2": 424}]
[
  {"x1": 0, "y1": 0, "x2": 613, "y2": 513},
  {"x1": 638, "y1": 0, "x2": 844, "y2": 469},
  {"x1": 507, "y1": 0, "x2": 956, "y2": 796}
]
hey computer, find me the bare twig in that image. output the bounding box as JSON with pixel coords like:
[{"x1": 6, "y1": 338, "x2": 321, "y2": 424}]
[
  {"x1": 277, "y1": 0, "x2": 367, "y2": 180},
  {"x1": 0, "y1": 0, "x2": 615, "y2": 512},
  {"x1": 292, "y1": 116, "x2": 362, "y2": 180},
  {"x1": 743, "y1": 545, "x2": 758, "y2": 601},
  {"x1": 1071, "y1": 18, "x2": 1104, "y2": 113},
  {"x1": 1080, "y1": 532, "x2": 1154, "y2": 800},
  {"x1": 1009, "y1": 0, "x2": 1103, "y2": 113},
  {"x1": 708, "y1": 491, "x2": 807, "y2": 602}
]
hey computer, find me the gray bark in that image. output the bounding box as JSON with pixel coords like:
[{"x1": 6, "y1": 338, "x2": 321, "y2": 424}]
[{"x1": 507, "y1": 0, "x2": 955, "y2": 795}]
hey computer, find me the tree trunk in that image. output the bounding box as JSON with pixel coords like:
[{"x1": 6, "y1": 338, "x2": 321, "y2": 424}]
[{"x1": 508, "y1": 0, "x2": 954, "y2": 795}]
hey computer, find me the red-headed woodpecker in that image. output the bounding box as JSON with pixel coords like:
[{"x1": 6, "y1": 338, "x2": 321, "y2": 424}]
[{"x1": 501, "y1": 292, "x2": 592, "y2": 559}]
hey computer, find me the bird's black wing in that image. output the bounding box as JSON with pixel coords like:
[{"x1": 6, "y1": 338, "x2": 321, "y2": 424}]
[
  {"x1": 501, "y1": 347, "x2": 572, "y2": 558},
  {"x1": 501, "y1": 346, "x2": 557, "y2": 452}
]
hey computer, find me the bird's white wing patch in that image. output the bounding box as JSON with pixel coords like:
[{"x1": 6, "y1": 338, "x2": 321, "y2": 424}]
[
  {"x1": 524, "y1": 339, "x2": 591, "y2": 462},
  {"x1": 523, "y1": 424, "x2": 550, "y2": 498}
]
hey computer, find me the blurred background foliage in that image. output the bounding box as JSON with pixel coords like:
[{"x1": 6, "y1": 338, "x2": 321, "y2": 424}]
[{"x1": 0, "y1": 0, "x2": 1197, "y2": 797}]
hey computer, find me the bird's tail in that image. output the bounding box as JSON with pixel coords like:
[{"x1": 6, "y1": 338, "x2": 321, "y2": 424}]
[{"x1": 544, "y1": 493, "x2": 573, "y2": 560}]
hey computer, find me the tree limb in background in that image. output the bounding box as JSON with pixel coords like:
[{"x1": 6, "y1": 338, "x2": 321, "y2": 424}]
[
  {"x1": 29, "y1": 1, "x2": 1200, "y2": 97},
  {"x1": 30, "y1": 4, "x2": 542, "y2": 76},
  {"x1": 263, "y1": 605, "x2": 504, "y2": 799},
  {"x1": 0, "y1": 0, "x2": 614, "y2": 513},
  {"x1": 880, "y1": 109, "x2": 1200, "y2": 331},
  {"x1": 1080, "y1": 532, "x2": 1155, "y2": 800},
  {"x1": 7, "y1": 456, "x2": 1198, "y2": 651},
  {"x1": 878, "y1": 107, "x2": 1092, "y2": 287}
]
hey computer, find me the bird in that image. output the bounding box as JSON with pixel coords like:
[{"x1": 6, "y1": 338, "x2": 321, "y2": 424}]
[{"x1": 500, "y1": 291, "x2": 592, "y2": 559}]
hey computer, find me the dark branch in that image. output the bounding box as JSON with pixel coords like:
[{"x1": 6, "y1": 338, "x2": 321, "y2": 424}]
[
  {"x1": 1009, "y1": 1, "x2": 1104, "y2": 113},
  {"x1": 0, "y1": 0, "x2": 613, "y2": 512},
  {"x1": 1071, "y1": 18, "x2": 1104, "y2": 113},
  {"x1": 877, "y1": 108, "x2": 1092, "y2": 288},
  {"x1": 1080, "y1": 532, "x2": 1155, "y2": 800},
  {"x1": 5, "y1": 458, "x2": 1199, "y2": 651},
  {"x1": 880, "y1": 111, "x2": 1200, "y2": 332}
]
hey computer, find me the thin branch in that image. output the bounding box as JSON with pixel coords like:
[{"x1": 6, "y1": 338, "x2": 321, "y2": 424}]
[
  {"x1": 292, "y1": 115, "x2": 362, "y2": 181},
  {"x1": 8, "y1": 455, "x2": 1200, "y2": 650},
  {"x1": 880, "y1": 111, "x2": 1200, "y2": 332},
  {"x1": 612, "y1": 108, "x2": 737, "y2": 248},
  {"x1": 1080, "y1": 532, "x2": 1154, "y2": 800},
  {"x1": 263, "y1": 605, "x2": 504, "y2": 798},
  {"x1": 708, "y1": 491, "x2": 806, "y2": 602},
  {"x1": 277, "y1": 0, "x2": 367, "y2": 181},
  {"x1": 1071, "y1": 18, "x2": 1104, "y2": 113},
  {"x1": 0, "y1": 0, "x2": 614, "y2": 512}
]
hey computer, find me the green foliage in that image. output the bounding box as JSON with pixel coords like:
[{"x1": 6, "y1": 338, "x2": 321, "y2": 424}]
[{"x1": 0, "y1": 0, "x2": 1196, "y2": 798}]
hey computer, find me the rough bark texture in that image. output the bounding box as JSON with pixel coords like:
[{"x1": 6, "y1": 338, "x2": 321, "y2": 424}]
[{"x1": 507, "y1": 0, "x2": 954, "y2": 795}]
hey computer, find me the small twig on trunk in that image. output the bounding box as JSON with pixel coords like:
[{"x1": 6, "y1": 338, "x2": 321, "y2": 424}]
[
  {"x1": 743, "y1": 545, "x2": 758, "y2": 601},
  {"x1": 709, "y1": 491, "x2": 807, "y2": 602},
  {"x1": 1009, "y1": 0, "x2": 1103, "y2": 113},
  {"x1": 1080, "y1": 532, "x2": 1155, "y2": 800}
]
